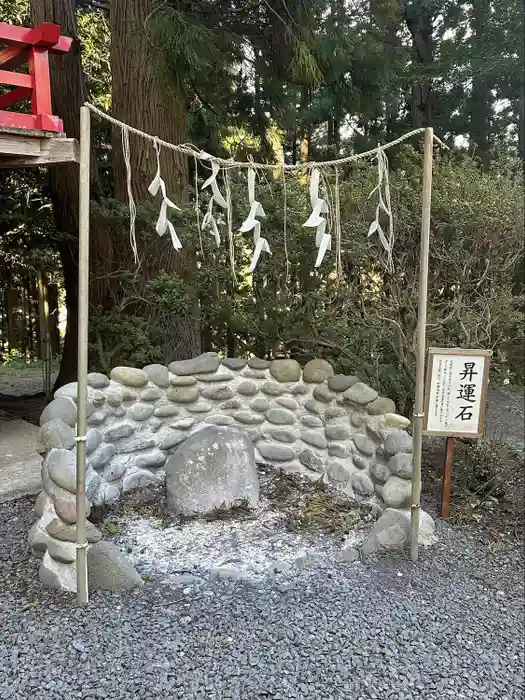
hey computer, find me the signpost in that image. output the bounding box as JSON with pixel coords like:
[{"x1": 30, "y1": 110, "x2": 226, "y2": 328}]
[{"x1": 423, "y1": 348, "x2": 491, "y2": 517}]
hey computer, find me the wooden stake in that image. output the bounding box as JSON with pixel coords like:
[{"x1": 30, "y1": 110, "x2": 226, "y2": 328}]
[
  {"x1": 440, "y1": 437, "x2": 455, "y2": 517},
  {"x1": 76, "y1": 105, "x2": 90, "y2": 606},
  {"x1": 410, "y1": 127, "x2": 434, "y2": 563},
  {"x1": 36, "y1": 269, "x2": 51, "y2": 399}
]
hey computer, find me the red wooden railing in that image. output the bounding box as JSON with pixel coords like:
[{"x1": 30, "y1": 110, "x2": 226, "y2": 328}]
[{"x1": 0, "y1": 22, "x2": 72, "y2": 132}]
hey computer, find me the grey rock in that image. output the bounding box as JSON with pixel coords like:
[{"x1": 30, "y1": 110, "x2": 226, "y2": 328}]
[
  {"x1": 360, "y1": 508, "x2": 411, "y2": 556},
  {"x1": 370, "y1": 459, "x2": 391, "y2": 483},
  {"x1": 38, "y1": 555, "x2": 74, "y2": 591},
  {"x1": 271, "y1": 429, "x2": 297, "y2": 443},
  {"x1": 351, "y1": 472, "x2": 375, "y2": 496},
  {"x1": 54, "y1": 382, "x2": 79, "y2": 401},
  {"x1": 367, "y1": 396, "x2": 397, "y2": 416},
  {"x1": 159, "y1": 431, "x2": 188, "y2": 450},
  {"x1": 242, "y1": 368, "x2": 267, "y2": 379},
  {"x1": 46, "y1": 517, "x2": 101, "y2": 543},
  {"x1": 388, "y1": 452, "x2": 413, "y2": 479},
  {"x1": 380, "y1": 412, "x2": 411, "y2": 429},
  {"x1": 45, "y1": 449, "x2": 77, "y2": 494},
  {"x1": 220, "y1": 399, "x2": 244, "y2": 410},
  {"x1": 221, "y1": 358, "x2": 247, "y2": 370},
  {"x1": 91, "y1": 389, "x2": 106, "y2": 406},
  {"x1": 353, "y1": 433, "x2": 376, "y2": 456},
  {"x1": 110, "y1": 367, "x2": 148, "y2": 388},
  {"x1": 351, "y1": 413, "x2": 365, "y2": 428},
  {"x1": 166, "y1": 386, "x2": 200, "y2": 403},
  {"x1": 115, "y1": 434, "x2": 156, "y2": 453},
  {"x1": 103, "y1": 455, "x2": 132, "y2": 482},
  {"x1": 54, "y1": 488, "x2": 90, "y2": 525},
  {"x1": 257, "y1": 442, "x2": 295, "y2": 462},
  {"x1": 168, "y1": 352, "x2": 220, "y2": 376},
  {"x1": 87, "y1": 372, "x2": 110, "y2": 389},
  {"x1": 325, "y1": 406, "x2": 348, "y2": 421},
  {"x1": 154, "y1": 404, "x2": 180, "y2": 418},
  {"x1": 211, "y1": 566, "x2": 247, "y2": 581},
  {"x1": 302, "y1": 359, "x2": 334, "y2": 383},
  {"x1": 129, "y1": 403, "x2": 155, "y2": 421},
  {"x1": 90, "y1": 443, "x2": 116, "y2": 468},
  {"x1": 120, "y1": 385, "x2": 138, "y2": 401},
  {"x1": 343, "y1": 382, "x2": 378, "y2": 405},
  {"x1": 301, "y1": 429, "x2": 328, "y2": 449},
  {"x1": 106, "y1": 389, "x2": 123, "y2": 406},
  {"x1": 382, "y1": 475, "x2": 412, "y2": 508},
  {"x1": 135, "y1": 450, "x2": 167, "y2": 469},
  {"x1": 47, "y1": 537, "x2": 76, "y2": 564},
  {"x1": 234, "y1": 410, "x2": 265, "y2": 425},
  {"x1": 187, "y1": 402, "x2": 212, "y2": 413},
  {"x1": 353, "y1": 454, "x2": 369, "y2": 470},
  {"x1": 201, "y1": 385, "x2": 234, "y2": 401},
  {"x1": 237, "y1": 381, "x2": 258, "y2": 396},
  {"x1": 195, "y1": 367, "x2": 234, "y2": 383},
  {"x1": 142, "y1": 364, "x2": 170, "y2": 388},
  {"x1": 326, "y1": 460, "x2": 353, "y2": 483},
  {"x1": 250, "y1": 397, "x2": 270, "y2": 412},
  {"x1": 85, "y1": 429, "x2": 102, "y2": 455},
  {"x1": 104, "y1": 422, "x2": 134, "y2": 441},
  {"x1": 301, "y1": 415, "x2": 323, "y2": 428},
  {"x1": 291, "y1": 384, "x2": 309, "y2": 395},
  {"x1": 384, "y1": 430, "x2": 413, "y2": 455},
  {"x1": 325, "y1": 424, "x2": 351, "y2": 441},
  {"x1": 36, "y1": 419, "x2": 75, "y2": 454},
  {"x1": 248, "y1": 357, "x2": 271, "y2": 369},
  {"x1": 122, "y1": 468, "x2": 163, "y2": 492},
  {"x1": 140, "y1": 387, "x2": 163, "y2": 402},
  {"x1": 85, "y1": 469, "x2": 103, "y2": 503},
  {"x1": 166, "y1": 426, "x2": 259, "y2": 516},
  {"x1": 267, "y1": 408, "x2": 295, "y2": 425},
  {"x1": 328, "y1": 442, "x2": 353, "y2": 458},
  {"x1": 206, "y1": 415, "x2": 235, "y2": 426},
  {"x1": 262, "y1": 382, "x2": 285, "y2": 397},
  {"x1": 171, "y1": 417, "x2": 196, "y2": 430},
  {"x1": 299, "y1": 448, "x2": 325, "y2": 472},
  {"x1": 328, "y1": 374, "x2": 359, "y2": 392},
  {"x1": 149, "y1": 417, "x2": 163, "y2": 432},
  {"x1": 40, "y1": 398, "x2": 77, "y2": 428},
  {"x1": 96, "y1": 482, "x2": 121, "y2": 505},
  {"x1": 269, "y1": 359, "x2": 301, "y2": 383},
  {"x1": 87, "y1": 541, "x2": 144, "y2": 591},
  {"x1": 34, "y1": 490, "x2": 48, "y2": 517},
  {"x1": 276, "y1": 397, "x2": 299, "y2": 411},
  {"x1": 313, "y1": 385, "x2": 335, "y2": 403},
  {"x1": 170, "y1": 375, "x2": 198, "y2": 386},
  {"x1": 304, "y1": 399, "x2": 323, "y2": 415},
  {"x1": 87, "y1": 410, "x2": 107, "y2": 425}
]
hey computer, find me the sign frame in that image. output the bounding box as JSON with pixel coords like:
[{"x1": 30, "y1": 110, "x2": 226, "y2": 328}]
[{"x1": 423, "y1": 347, "x2": 492, "y2": 439}]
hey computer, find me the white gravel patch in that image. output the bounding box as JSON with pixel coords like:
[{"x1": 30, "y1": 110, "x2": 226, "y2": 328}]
[{"x1": 113, "y1": 497, "x2": 341, "y2": 583}]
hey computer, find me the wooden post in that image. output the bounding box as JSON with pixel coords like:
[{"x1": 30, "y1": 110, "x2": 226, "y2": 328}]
[
  {"x1": 410, "y1": 127, "x2": 434, "y2": 563},
  {"x1": 76, "y1": 105, "x2": 90, "y2": 606},
  {"x1": 440, "y1": 437, "x2": 455, "y2": 517},
  {"x1": 37, "y1": 269, "x2": 51, "y2": 399}
]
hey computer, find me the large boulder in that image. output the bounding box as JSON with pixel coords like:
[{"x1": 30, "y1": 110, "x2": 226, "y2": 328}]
[{"x1": 165, "y1": 426, "x2": 259, "y2": 516}]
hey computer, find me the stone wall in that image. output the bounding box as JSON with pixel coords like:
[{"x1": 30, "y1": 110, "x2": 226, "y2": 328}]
[{"x1": 29, "y1": 354, "x2": 416, "y2": 591}]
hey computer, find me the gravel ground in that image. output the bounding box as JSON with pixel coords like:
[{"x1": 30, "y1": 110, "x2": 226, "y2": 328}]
[{"x1": 1, "y1": 495, "x2": 523, "y2": 700}]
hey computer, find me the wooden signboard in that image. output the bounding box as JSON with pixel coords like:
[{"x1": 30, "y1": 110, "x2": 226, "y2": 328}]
[
  {"x1": 423, "y1": 347, "x2": 491, "y2": 438},
  {"x1": 423, "y1": 348, "x2": 492, "y2": 517}
]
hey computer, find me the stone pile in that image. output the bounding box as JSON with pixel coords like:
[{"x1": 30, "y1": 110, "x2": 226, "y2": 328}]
[{"x1": 29, "y1": 353, "x2": 432, "y2": 591}]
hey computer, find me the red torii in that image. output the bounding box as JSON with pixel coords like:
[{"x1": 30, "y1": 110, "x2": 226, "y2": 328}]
[{"x1": 0, "y1": 21, "x2": 72, "y2": 133}]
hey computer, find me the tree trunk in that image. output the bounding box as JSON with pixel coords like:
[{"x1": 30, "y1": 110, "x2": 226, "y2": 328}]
[
  {"x1": 31, "y1": 0, "x2": 94, "y2": 389},
  {"x1": 299, "y1": 86, "x2": 310, "y2": 162},
  {"x1": 468, "y1": 0, "x2": 492, "y2": 165},
  {"x1": 108, "y1": 0, "x2": 201, "y2": 363},
  {"x1": 404, "y1": 6, "x2": 434, "y2": 127}
]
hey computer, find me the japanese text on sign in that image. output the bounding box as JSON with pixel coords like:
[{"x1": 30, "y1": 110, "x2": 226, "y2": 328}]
[{"x1": 424, "y1": 350, "x2": 490, "y2": 437}]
